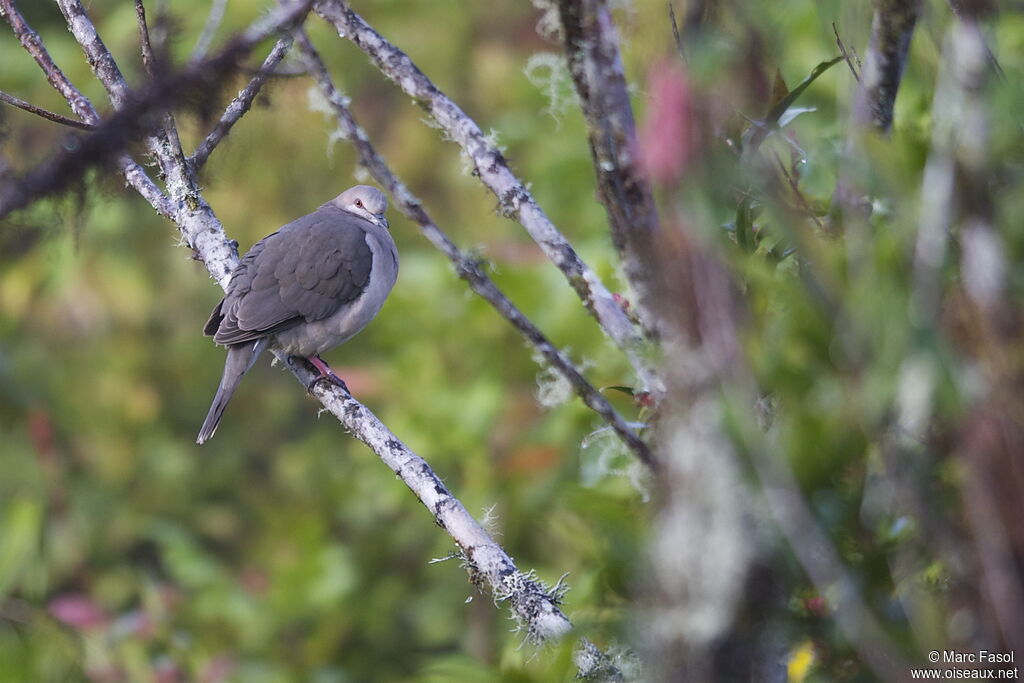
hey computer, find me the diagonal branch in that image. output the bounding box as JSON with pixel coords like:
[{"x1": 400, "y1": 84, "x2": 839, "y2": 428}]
[
  {"x1": 314, "y1": 0, "x2": 661, "y2": 394},
  {"x1": 291, "y1": 28, "x2": 656, "y2": 469},
  {"x1": 191, "y1": 35, "x2": 295, "y2": 171},
  {"x1": 191, "y1": 0, "x2": 229, "y2": 63},
  {"x1": 557, "y1": 0, "x2": 663, "y2": 347},
  {"x1": 51, "y1": 0, "x2": 313, "y2": 286},
  {"x1": 42, "y1": 0, "x2": 581, "y2": 648},
  {"x1": 0, "y1": 90, "x2": 95, "y2": 130},
  {"x1": 0, "y1": 2, "x2": 311, "y2": 220},
  {"x1": 56, "y1": 0, "x2": 311, "y2": 112},
  {"x1": 0, "y1": 0, "x2": 172, "y2": 218}
]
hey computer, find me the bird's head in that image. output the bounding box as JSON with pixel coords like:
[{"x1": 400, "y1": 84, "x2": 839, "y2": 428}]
[{"x1": 334, "y1": 185, "x2": 389, "y2": 230}]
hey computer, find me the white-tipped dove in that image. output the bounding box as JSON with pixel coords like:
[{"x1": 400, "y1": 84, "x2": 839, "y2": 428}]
[{"x1": 196, "y1": 185, "x2": 398, "y2": 444}]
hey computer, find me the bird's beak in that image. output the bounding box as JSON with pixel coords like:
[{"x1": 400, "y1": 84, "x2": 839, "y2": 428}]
[{"x1": 376, "y1": 215, "x2": 390, "y2": 230}]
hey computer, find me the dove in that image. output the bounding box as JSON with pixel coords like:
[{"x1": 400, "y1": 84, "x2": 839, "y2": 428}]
[{"x1": 196, "y1": 185, "x2": 397, "y2": 444}]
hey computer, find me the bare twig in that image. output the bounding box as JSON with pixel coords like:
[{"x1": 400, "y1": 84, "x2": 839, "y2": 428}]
[
  {"x1": 0, "y1": 1, "x2": 311, "y2": 220},
  {"x1": 191, "y1": 0, "x2": 228, "y2": 62},
  {"x1": 558, "y1": 0, "x2": 664, "y2": 350},
  {"x1": 668, "y1": 2, "x2": 685, "y2": 61},
  {"x1": 191, "y1": 35, "x2": 294, "y2": 171},
  {"x1": 774, "y1": 153, "x2": 825, "y2": 230},
  {"x1": 0, "y1": 90, "x2": 95, "y2": 130},
  {"x1": 832, "y1": 22, "x2": 861, "y2": 82},
  {"x1": 1, "y1": 0, "x2": 96, "y2": 122},
  {"x1": 135, "y1": 0, "x2": 198, "y2": 211},
  {"x1": 292, "y1": 28, "x2": 656, "y2": 470},
  {"x1": 314, "y1": 0, "x2": 661, "y2": 394},
  {"x1": 0, "y1": 0, "x2": 171, "y2": 217},
  {"x1": 134, "y1": 0, "x2": 157, "y2": 75},
  {"x1": 47, "y1": 0, "x2": 311, "y2": 284},
  {"x1": 56, "y1": 0, "x2": 310, "y2": 112}
]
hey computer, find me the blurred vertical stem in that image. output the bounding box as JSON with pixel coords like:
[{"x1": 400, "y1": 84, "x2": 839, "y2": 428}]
[
  {"x1": 557, "y1": 0, "x2": 664, "y2": 353},
  {"x1": 852, "y1": 0, "x2": 921, "y2": 134}
]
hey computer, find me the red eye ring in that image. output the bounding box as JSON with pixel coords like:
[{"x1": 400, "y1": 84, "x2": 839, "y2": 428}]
[{"x1": 355, "y1": 199, "x2": 364, "y2": 208}]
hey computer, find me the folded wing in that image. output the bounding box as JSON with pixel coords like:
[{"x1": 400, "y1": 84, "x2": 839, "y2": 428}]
[{"x1": 205, "y1": 206, "x2": 373, "y2": 346}]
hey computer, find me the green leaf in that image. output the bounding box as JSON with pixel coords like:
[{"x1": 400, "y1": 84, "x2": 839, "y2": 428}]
[{"x1": 744, "y1": 55, "x2": 844, "y2": 155}]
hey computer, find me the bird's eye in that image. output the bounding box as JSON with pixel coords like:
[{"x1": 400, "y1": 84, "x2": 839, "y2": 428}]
[{"x1": 355, "y1": 199, "x2": 364, "y2": 208}]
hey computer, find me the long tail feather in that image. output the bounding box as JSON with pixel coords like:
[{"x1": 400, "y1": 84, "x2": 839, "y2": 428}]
[{"x1": 196, "y1": 339, "x2": 267, "y2": 444}]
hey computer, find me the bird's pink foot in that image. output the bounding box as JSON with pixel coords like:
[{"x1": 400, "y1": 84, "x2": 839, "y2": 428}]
[{"x1": 304, "y1": 355, "x2": 349, "y2": 394}]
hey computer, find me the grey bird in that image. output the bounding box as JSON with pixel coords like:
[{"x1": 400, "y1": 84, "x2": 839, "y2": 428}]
[{"x1": 196, "y1": 185, "x2": 398, "y2": 444}]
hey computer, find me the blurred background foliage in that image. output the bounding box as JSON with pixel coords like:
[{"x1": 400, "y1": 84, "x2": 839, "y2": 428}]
[{"x1": 1, "y1": 0, "x2": 1022, "y2": 681}]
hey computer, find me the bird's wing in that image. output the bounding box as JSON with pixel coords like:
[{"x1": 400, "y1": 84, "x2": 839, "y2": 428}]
[{"x1": 208, "y1": 206, "x2": 373, "y2": 346}]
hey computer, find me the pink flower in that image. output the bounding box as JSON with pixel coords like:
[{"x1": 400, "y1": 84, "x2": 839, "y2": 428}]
[
  {"x1": 49, "y1": 594, "x2": 108, "y2": 630},
  {"x1": 638, "y1": 60, "x2": 692, "y2": 186}
]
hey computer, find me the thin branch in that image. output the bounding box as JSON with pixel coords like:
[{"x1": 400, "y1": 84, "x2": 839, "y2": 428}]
[
  {"x1": 0, "y1": 2, "x2": 311, "y2": 220},
  {"x1": 314, "y1": 0, "x2": 661, "y2": 395},
  {"x1": 667, "y1": 2, "x2": 685, "y2": 61},
  {"x1": 558, "y1": 0, "x2": 664, "y2": 349},
  {"x1": 191, "y1": 35, "x2": 294, "y2": 171},
  {"x1": 41, "y1": 0, "x2": 580, "y2": 645},
  {"x1": 191, "y1": 0, "x2": 228, "y2": 62},
  {"x1": 832, "y1": 22, "x2": 861, "y2": 82},
  {"x1": 134, "y1": 0, "x2": 201, "y2": 201},
  {"x1": 0, "y1": 0, "x2": 172, "y2": 217},
  {"x1": 0, "y1": 90, "x2": 95, "y2": 130},
  {"x1": 774, "y1": 153, "x2": 825, "y2": 230},
  {"x1": 134, "y1": 0, "x2": 159, "y2": 77},
  {"x1": 1, "y1": 0, "x2": 96, "y2": 122},
  {"x1": 291, "y1": 28, "x2": 656, "y2": 470},
  {"x1": 56, "y1": 0, "x2": 310, "y2": 111}
]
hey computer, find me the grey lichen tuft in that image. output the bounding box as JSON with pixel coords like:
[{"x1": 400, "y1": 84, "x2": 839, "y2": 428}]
[
  {"x1": 529, "y1": 0, "x2": 564, "y2": 42},
  {"x1": 574, "y1": 639, "x2": 641, "y2": 681},
  {"x1": 496, "y1": 569, "x2": 572, "y2": 644},
  {"x1": 524, "y1": 52, "x2": 576, "y2": 121}
]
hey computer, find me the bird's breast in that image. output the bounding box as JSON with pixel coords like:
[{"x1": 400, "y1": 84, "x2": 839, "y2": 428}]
[{"x1": 273, "y1": 226, "x2": 398, "y2": 357}]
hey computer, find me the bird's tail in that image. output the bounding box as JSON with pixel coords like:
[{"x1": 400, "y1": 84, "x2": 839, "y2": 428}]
[{"x1": 196, "y1": 339, "x2": 268, "y2": 444}]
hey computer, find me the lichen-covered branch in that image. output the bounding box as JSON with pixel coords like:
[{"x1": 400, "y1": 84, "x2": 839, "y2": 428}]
[
  {"x1": 0, "y1": 0, "x2": 171, "y2": 217},
  {"x1": 852, "y1": 0, "x2": 920, "y2": 133},
  {"x1": 557, "y1": 0, "x2": 663, "y2": 346},
  {"x1": 36, "y1": 0, "x2": 578, "y2": 647},
  {"x1": 313, "y1": 0, "x2": 661, "y2": 394},
  {"x1": 52, "y1": 0, "x2": 312, "y2": 286},
  {"x1": 0, "y1": 2, "x2": 308, "y2": 221},
  {"x1": 191, "y1": 35, "x2": 295, "y2": 171},
  {"x1": 292, "y1": 28, "x2": 656, "y2": 469},
  {"x1": 303, "y1": 365, "x2": 573, "y2": 643}
]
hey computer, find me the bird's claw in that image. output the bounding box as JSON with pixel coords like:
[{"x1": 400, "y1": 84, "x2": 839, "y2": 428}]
[
  {"x1": 307, "y1": 371, "x2": 349, "y2": 395},
  {"x1": 302, "y1": 355, "x2": 350, "y2": 395}
]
